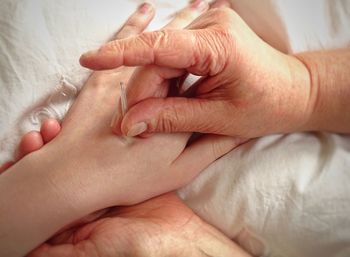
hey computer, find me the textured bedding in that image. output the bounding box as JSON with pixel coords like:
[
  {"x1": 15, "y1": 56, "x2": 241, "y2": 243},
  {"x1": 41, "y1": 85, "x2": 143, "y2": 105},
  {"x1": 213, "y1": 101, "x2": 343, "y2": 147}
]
[{"x1": 1, "y1": 1, "x2": 350, "y2": 256}]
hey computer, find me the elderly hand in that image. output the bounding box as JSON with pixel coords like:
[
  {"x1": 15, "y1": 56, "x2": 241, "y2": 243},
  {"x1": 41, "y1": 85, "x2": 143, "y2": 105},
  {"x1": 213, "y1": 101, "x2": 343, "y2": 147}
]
[
  {"x1": 80, "y1": 7, "x2": 312, "y2": 138},
  {"x1": 28, "y1": 192, "x2": 252, "y2": 257}
]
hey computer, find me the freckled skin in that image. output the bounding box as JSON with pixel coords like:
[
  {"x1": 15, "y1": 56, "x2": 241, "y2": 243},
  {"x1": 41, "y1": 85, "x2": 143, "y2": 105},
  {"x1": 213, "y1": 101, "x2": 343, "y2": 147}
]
[
  {"x1": 84, "y1": 7, "x2": 350, "y2": 138},
  {"x1": 84, "y1": 8, "x2": 310, "y2": 138}
]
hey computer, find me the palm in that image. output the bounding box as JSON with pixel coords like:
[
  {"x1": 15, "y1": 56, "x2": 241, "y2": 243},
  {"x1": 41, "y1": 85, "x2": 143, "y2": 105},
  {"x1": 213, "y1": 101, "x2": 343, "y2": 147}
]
[{"x1": 30, "y1": 193, "x2": 202, "y2": 257}]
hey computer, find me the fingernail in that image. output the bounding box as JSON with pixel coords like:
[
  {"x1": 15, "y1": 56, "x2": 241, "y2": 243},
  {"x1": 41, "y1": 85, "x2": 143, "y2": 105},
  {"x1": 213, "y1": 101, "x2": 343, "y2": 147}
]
[
  {"x1": 82, "y1": 50, "x2": 99, "y2": 58},
  {"x1": 138, "y1": 2, "x2": 152, "y2": 14},
  {"x1": 127, "y1": 122, "x2": 148, "y2": 137}
]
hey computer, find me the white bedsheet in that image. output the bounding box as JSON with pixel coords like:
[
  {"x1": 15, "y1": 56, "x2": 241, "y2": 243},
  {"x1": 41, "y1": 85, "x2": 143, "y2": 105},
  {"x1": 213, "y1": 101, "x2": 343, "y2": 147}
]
[{"x1": 1, "y1": 1, "x2": 350, "y2": 257}]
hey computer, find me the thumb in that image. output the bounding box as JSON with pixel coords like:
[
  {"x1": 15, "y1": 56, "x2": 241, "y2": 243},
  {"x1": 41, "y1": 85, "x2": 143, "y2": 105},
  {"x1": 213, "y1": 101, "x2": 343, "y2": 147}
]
[{"x1": 120, "y1": 97, "x2": 227, "y2": 136}]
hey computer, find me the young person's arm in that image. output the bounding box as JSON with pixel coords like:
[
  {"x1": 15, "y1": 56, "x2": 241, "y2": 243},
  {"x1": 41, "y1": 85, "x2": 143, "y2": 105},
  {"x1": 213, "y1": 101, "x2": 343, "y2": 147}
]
[{"x1": 0, "y1": 153, "x2": 89, "y2": 257}]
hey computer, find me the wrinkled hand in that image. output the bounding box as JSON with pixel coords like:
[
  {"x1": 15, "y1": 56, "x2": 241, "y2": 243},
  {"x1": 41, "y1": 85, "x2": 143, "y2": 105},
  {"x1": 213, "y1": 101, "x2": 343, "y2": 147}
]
[
  {"x1": 80, "y1": 7, "x2": 311, "y2": 138},
  {"x1": 28, "y1": 193, "x2": 251, "y2": 257}
]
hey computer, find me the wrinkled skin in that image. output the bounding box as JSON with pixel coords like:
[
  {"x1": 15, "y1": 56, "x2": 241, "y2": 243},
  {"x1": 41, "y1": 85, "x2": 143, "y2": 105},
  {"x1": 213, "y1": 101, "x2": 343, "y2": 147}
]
[
  {"x1": 29, "y1": 193, "x2": 205, "y2": 257},
  {"x1": 28, "y1": 192, "x2": 250, "y2": 257},
  {"x1": 81, "y1": 7, "x2": 311, "y2": 139}
]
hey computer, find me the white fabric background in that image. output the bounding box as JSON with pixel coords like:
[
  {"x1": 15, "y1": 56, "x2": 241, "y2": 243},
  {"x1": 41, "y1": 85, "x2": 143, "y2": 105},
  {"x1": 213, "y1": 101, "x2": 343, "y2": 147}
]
[{"x1": 1, "y1": 1, "x2": 350, "y2": 257}]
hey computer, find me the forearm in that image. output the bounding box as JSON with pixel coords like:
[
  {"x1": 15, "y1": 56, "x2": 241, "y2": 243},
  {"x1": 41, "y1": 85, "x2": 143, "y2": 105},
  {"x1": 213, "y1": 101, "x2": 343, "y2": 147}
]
[
  {"x1": 0, "y1": 150, "x2": 87, "y2": 257},
  {"x1": 295, "y1": 48, "x2": 350, "y2": 133}
]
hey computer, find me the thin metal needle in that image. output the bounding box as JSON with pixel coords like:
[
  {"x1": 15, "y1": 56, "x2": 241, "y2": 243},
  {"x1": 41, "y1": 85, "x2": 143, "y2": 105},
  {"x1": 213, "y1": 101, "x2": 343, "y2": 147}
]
[{"x1": 120, "y1": 82, "x2": 128, "y2": 117}]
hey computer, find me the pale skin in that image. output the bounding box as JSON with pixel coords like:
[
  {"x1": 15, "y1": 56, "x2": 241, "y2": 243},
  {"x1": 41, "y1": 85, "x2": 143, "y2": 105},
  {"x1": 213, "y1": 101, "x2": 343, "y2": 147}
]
[
  {"x1": 0, "y1": 2, "x2": 250, "y2": 257},
  {"x1": 1, "y1": 123, "x2": 250, "y2": 257},
  {"x1": 79, "y1": 6, "x2": 350, "y2": 138},
  {"x1": 0, "y1": 121, "x2": 250, "y2": 257}
]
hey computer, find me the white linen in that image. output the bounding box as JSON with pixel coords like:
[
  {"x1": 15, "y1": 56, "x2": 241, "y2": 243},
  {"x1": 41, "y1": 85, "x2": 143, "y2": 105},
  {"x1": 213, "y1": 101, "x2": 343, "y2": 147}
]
[
  {"x1": 0, "y1": 1, "x2": 350, "y2": 257},
  {"x1": 179, "y1": 133, "x2": 350, "y2": 257},
  {"x1": 0, "y1": 0, "x2": 189, "y2": 161},
  {"x1": 179, "y1": 1, "x2": 350, "y2": 256}
]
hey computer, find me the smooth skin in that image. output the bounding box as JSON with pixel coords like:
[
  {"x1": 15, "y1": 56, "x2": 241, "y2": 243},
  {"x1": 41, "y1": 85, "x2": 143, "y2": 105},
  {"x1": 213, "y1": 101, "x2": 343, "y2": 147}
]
[
  {"x1": 1, "y1": 121, "x2": 250, "y2": 257},
  {"x1": 80, "y1": 6, "x2": 350, "y2": 138},
  {"x1": 0, "y1": 2, "x2": 246, "y2": 257}
]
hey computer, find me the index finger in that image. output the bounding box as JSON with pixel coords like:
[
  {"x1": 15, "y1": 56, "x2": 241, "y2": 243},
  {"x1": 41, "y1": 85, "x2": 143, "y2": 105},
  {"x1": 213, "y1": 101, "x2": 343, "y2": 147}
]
[
  {"x1": 80, "y1": 29, "x2": 197, "y2": 71},
  {"x1": 80, "y1": 8, "x2": 234, "y2": 77}
]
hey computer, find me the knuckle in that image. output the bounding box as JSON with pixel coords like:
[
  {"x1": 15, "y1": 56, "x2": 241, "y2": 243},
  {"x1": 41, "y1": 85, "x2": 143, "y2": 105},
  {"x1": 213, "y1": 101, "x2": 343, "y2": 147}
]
[
  {"x1": 192, "y1": 32, "x2": 212, "y2": 74},
  {"x1": 140, "y1": 29, "x2": 169, "y2": 49},
  {"x1": 193, "y1": 25, "x2": 233, "y2": 75},
  {"x1": 153, "y1": 30, "x2": 169, "y2": 49},
  {"x1": 103, "y1": 39, "x2": 124, "y2": 53},
  {"x1": 157, "y1": 108, "x2": 178, "y2": 132},
  {"x1": 138, "y1": 30, "x2": 171, "y2": 62},
  {"x1": 156, "y1": 98, "x2": 199, "y2": 133},
  {"x1": 157, "y1": 102, "x2": 186, "y2": 132},
  {"x1": 138, "y1": 31, "x2": 159, "y2": 50}
]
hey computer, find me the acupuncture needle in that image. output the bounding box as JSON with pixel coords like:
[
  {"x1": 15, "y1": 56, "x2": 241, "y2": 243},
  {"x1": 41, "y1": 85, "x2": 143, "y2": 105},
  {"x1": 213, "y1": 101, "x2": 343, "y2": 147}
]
[
  {"x1": 119, "y1": 82, "x2": 134, "y2": 143},
  {"x1": 109, "y1": 82, "x2": 132, "y2": 143},
  {"x1": 110, "y1": 81, "x2": 128, "y2": 127},
  {"x1": 120, "y1": 82, "x2": 128, "y2": 118}
]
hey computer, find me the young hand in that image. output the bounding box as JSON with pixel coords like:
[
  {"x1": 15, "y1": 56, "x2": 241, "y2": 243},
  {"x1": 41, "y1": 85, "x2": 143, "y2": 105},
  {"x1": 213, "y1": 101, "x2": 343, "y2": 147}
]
[{"x1": 1, "y1": 119, "x2": 250, "y2": 257}]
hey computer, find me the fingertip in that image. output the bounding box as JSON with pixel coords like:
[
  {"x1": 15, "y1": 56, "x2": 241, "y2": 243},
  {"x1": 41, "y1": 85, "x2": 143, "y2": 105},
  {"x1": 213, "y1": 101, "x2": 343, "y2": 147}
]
[
  {"x1": 120, "y1": 116, "x2": 153, "y2": 138},
  {"x1": 120, "y1": 98, "x2": 176, "y2": 136},
  {"x1": 80, "y1": 49, "x2": 125, "y2": 70},
  {"x1": 18, "y1": 131, "x2": 44, "y2": 160},
  {"x1": 138, "y1": 2, "x2": 155, "y2": 14},
  {"x1": 41, "y1": 119, "x2": 61, "y2": 143},
  {"x1": 125, "y1": 122, "x2": 148, "y2": 137},
  {"x1": 79, "y1": 51, "x2": 97, "y2": 69},
  {"x1": 121, "y1": 104, "x2": 154, "y2": 137},
  {"x1": 80, "y1": 50, "x2": 111, "y2": 70}
]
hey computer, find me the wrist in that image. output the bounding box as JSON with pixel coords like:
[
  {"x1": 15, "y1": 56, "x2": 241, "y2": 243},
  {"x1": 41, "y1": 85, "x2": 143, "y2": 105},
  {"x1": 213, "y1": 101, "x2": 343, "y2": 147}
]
[
  {"x1": 291, "y1": 53, "x2": 321, "y2": 132},
  {"x1": 293, "y1": 49, "x2": 350, "y2": 133},
  {"x1": 0, "y1": 150, "x2": 86, "y2": 256},
  {"x1": 35, "y1": 141, "x2": 110, "y2": 216},
  {"x1": 282, "y1": 53, "x2": 315, "y2": 133}
]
